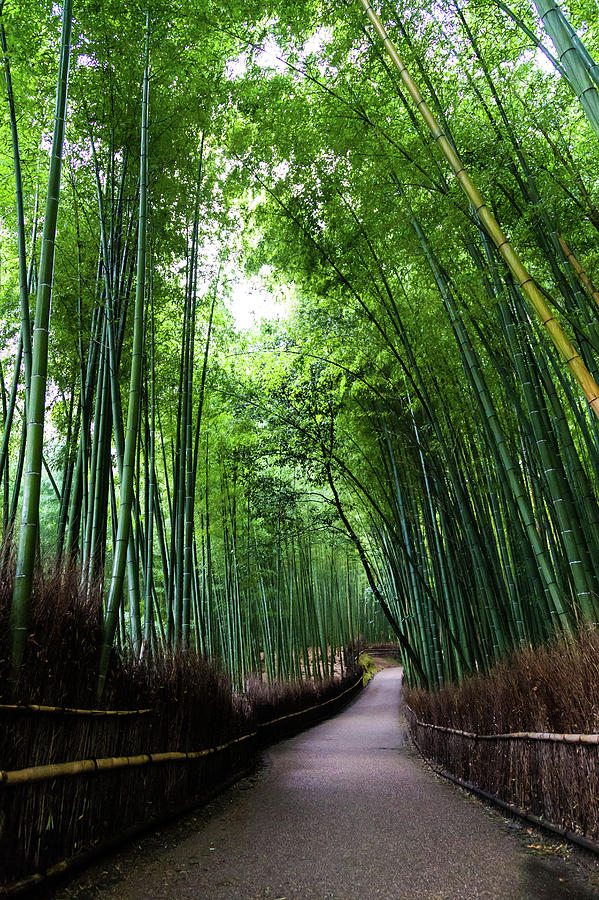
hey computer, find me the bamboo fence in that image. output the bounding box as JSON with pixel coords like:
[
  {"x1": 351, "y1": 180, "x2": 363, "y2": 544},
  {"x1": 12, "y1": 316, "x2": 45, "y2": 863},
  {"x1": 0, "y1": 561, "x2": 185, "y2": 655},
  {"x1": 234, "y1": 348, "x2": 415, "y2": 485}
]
[
  {"x1": 406, "y1": 706, "x2": 599, "y2": 844},
  {"x1": 0, "y1": 675, "x2": 363, "y2": 892},
  {"x1": 406, "y1": 710, "x2": 599, "y2": 744},
  {"x1": 0, "y1": 676, "x2": 362, "y2": 788}
]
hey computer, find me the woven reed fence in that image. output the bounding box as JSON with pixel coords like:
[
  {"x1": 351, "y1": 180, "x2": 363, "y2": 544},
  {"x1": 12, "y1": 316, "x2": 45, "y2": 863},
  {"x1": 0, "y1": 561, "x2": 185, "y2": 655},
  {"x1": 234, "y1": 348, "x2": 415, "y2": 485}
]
[
  {"x1": 0, "y1": 675, "x2": 362, "y2": 893},
  {"x1": 405, "y1": 706, "x2": 599, "y2": 845}
]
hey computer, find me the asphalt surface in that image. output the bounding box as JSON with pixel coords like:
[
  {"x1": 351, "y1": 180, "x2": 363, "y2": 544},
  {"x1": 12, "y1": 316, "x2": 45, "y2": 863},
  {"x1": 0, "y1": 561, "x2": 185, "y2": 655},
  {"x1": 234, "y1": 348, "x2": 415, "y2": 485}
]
[{"x1": 50, "y1": 667, "x2": 599, "y2": 899}]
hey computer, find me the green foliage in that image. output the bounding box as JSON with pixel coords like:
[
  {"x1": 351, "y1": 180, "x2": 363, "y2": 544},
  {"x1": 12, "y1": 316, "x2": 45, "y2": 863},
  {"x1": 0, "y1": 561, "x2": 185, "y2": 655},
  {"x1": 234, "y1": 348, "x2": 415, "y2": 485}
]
[
  {"x1": 358, "y1": 652, "x2": 377, "y2": 684},
  {"x1": 2, "y1": 0, "x2": 599, "y2": 691}
]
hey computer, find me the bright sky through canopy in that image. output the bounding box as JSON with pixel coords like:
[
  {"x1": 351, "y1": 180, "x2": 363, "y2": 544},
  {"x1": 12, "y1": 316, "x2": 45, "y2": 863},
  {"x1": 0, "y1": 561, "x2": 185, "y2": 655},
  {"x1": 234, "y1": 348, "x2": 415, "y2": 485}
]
[{"x1": 228, "y1": 272, "x2": 292, "y2": 331}]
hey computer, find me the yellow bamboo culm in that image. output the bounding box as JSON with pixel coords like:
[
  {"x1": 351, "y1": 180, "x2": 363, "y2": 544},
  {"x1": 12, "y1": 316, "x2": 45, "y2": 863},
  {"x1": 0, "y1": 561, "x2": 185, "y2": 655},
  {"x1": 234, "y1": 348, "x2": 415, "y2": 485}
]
[
  {"x1": 359, "y1": 0, "x2": 599, "y2": 420},
  {"x1": 0, "y1": 704, "x2": 151, "y2": 717},
  {"x1": 0, "y1": 732, "x2": 258, "y2": 787},
  {"x1": 0, "y1": 677, "x2": 363, "y2": 788}
]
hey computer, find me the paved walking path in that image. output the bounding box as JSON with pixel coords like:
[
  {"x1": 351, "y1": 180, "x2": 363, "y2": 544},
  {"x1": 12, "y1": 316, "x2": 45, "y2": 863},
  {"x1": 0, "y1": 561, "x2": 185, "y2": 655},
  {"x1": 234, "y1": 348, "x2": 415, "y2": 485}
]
[{"x1": 53, "y1": 668, "x2": 599, "y2": 899}]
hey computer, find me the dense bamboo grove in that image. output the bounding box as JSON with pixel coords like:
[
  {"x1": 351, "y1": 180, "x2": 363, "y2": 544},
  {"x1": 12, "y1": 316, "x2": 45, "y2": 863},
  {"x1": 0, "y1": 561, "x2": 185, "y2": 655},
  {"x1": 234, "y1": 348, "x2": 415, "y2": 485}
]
[{"x1": 1, "y1": 0, "x2": 599, "y2": 693}]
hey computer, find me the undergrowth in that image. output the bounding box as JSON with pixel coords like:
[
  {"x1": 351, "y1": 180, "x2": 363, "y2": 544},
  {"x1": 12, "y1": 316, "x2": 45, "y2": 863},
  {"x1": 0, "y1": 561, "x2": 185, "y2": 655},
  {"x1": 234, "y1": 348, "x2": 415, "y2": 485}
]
[
  {"x1": 0, "y1": 561, "x2": 362, "y2": 886},
  {"x1": 358, "y1": 652, "x2": 377, "y2": 684},
  {"x1": 404, "y1": 628, "x2": 599, "y2": 734},
  {"x1": 0, "y1": 561, "x2": 360, "y2": 713}
]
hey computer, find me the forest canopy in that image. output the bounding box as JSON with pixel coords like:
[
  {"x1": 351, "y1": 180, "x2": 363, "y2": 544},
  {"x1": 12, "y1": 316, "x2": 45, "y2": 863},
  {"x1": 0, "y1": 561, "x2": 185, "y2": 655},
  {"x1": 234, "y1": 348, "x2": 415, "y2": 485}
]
[{"x1": 1, "y1": 0, "x2": 599, "y2": 691}]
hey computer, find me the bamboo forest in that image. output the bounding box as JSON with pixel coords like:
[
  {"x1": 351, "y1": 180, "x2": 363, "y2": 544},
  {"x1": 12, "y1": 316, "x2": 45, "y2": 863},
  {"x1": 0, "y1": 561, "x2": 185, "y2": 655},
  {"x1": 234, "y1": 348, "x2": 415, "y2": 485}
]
[{"x1": 3, "y1": 0, "x2": 599, "y2": 894}]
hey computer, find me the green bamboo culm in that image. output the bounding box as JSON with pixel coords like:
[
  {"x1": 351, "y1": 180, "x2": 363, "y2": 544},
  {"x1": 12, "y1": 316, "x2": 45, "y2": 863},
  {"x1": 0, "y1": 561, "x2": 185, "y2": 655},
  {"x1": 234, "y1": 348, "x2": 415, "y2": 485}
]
[
  {"x1": 97, "y1": 12, "x2": 150, "y2": 698},
  {"x1": 0, "y1": 14, "x2": 32, "y2": 400},
  {"x1": 533, "y1": 0, "x2": 599, "y2": 139},
  {"x1": 358, "y1": 0, "x2": 599, "y2": 422},
  {"x1": 10, "y1": 0, "x2": 73, "y2": 673}
]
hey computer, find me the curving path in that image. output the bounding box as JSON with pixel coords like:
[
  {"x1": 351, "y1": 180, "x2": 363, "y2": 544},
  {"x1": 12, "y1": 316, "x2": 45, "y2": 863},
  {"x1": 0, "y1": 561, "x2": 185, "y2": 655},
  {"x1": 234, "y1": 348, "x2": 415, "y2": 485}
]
[{"x1": 52, "y1": 668, "x2": 598, "y2": 899}]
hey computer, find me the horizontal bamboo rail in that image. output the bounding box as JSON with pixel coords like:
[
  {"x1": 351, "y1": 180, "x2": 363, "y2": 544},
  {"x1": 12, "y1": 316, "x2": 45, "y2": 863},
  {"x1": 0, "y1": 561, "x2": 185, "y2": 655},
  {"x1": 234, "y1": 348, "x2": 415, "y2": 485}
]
[
  {"x1": 409, "y1": 735, "x2": 599, "y2": 857},
  {"x1": 0, "y1": 704, "x2": 151, "y2": 717},
  {"x1": 0, "y1": 764, "x2": 257, "y2": 898},
  {"x1": 406, "y1": 705, "x2": 599, "y2": 744},
  {"x1": 0, "y1": 676, "x2": 363, "y2": 788},
  {"x1": 256, "y1": 674, "x2": 363, "y2": 727},
  {"x1": 0, "y1": 732, "x2": 257, "y2": 786}
]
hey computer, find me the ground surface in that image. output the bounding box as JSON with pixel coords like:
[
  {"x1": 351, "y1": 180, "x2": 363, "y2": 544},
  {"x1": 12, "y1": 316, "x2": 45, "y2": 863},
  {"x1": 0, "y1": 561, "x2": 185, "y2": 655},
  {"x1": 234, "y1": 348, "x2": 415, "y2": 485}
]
[{"x1": 47, "y1": 664, "x2": 599, "y2": 899}]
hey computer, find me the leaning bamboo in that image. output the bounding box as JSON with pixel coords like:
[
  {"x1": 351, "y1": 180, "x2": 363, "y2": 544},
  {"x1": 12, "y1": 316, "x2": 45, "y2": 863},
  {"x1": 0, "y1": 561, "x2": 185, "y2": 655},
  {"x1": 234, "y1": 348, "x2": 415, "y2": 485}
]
[
  {"x1": 1, "y1": 17, "x2": 32, "y2": 398},
  {"x1": 533, "y1": 0, "x2": 599, "y2": 138},
  {"x1": 358, "y1": 0, "x2": 599, "y2": 420}
]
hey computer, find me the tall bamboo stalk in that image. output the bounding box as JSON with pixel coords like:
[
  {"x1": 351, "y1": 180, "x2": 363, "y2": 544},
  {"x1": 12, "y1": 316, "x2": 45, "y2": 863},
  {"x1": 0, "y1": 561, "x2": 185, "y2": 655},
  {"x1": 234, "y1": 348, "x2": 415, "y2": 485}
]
[
  {"x1": 10, "y1": 0, "x2": 73, "y2": 671},
  {"x1": 98, "y1": 15, "x2": 150, "y2": 696}
]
